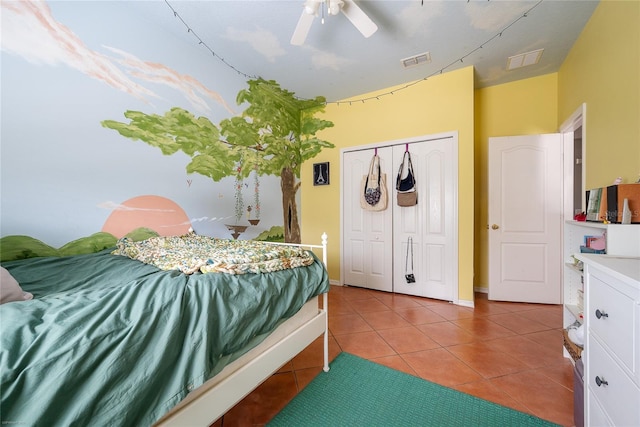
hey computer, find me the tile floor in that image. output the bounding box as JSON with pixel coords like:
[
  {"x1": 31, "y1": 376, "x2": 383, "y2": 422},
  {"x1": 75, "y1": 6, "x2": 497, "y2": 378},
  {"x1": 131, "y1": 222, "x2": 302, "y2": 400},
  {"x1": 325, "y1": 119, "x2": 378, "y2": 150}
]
[{"x1": 214, "y1": 285, "x2": 576, "y2": 427}]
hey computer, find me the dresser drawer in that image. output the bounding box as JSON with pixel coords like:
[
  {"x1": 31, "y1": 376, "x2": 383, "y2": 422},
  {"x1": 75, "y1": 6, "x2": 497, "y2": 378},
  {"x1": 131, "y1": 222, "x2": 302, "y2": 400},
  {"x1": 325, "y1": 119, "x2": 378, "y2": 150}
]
[
  {"x1": 587, "y1": 337, "x2": 640, "y2": 427},
  {"x1": 587, "y1": 272, "x2": 638, "y2": 378},
  {"x1": 588, "y1": 393, "x2": 613, "y2": 427}
]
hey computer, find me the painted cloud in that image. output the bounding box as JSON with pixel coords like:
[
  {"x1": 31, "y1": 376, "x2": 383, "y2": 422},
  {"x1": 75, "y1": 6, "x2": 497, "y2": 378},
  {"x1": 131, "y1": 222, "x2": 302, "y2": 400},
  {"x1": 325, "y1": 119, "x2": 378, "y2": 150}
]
[{"x1": 1, "y1": 1, "x2": 233, "y2": 114}]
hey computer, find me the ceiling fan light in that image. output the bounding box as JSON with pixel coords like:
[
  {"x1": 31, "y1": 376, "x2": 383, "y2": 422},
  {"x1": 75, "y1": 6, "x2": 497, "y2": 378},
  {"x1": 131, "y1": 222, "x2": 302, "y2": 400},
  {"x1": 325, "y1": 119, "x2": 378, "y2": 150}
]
[
  {"x1": 328, "y1": 0, "x2": 344, "y2": 15},
  {"x1": 304, "y1": 1, "x2": 319, "y2": 15}
]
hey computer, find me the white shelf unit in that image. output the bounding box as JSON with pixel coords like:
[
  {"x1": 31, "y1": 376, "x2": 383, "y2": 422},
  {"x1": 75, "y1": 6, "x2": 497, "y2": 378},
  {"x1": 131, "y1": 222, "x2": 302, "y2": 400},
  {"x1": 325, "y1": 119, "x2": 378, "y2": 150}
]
[{"x1": 563, "y1": 221, "x2": 640, "y2": 329}]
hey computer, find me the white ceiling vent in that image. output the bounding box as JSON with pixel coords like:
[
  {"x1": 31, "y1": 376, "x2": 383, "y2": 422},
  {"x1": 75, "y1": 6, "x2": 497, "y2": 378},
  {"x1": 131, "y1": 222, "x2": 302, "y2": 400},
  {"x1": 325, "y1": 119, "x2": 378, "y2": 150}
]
[
  {"x1": 401, "y1": 52, "x2": 431, "y2": 69},
  {"x1": 507, "y1": 48, "x2": 544, "y2": 70}
]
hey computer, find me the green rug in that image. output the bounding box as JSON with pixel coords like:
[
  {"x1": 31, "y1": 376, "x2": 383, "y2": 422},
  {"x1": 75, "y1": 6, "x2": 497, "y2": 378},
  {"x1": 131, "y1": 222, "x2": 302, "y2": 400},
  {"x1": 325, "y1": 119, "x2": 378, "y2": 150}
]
[{"x1": 269, "y1": 352, "x2": 560, "y2": 427}]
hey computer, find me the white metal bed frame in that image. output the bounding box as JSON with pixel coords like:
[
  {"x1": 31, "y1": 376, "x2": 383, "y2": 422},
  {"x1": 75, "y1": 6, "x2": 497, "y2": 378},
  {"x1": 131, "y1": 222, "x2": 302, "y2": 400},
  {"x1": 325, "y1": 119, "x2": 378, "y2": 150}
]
[{"x1": 155, "y1": 233, "x2": 330, "y2": 426}]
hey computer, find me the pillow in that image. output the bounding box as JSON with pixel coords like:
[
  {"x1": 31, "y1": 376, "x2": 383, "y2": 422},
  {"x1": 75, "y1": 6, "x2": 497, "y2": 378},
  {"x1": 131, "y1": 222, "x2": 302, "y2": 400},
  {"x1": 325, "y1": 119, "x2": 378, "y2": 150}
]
[{"x1": 1, "y1": 267, "x2": 33, "y2": 304}]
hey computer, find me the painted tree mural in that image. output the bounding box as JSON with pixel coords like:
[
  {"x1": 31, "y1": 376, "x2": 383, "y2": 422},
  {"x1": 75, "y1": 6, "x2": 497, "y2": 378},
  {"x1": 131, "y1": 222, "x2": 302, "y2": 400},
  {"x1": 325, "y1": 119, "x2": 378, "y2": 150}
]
[{"x1": 101, "y1": 78, "x2": 334, "y2": 243}]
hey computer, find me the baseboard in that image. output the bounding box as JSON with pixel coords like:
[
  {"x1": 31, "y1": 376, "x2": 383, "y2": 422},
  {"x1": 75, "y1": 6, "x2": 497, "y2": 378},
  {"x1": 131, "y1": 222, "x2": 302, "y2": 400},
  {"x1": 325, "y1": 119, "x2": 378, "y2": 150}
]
[
  {"x1": 456, "y1": 298, "x2": 474, "y2": 308},
  {"x1": 474, "y1": 286, "x2": 488, "y2": 294}
]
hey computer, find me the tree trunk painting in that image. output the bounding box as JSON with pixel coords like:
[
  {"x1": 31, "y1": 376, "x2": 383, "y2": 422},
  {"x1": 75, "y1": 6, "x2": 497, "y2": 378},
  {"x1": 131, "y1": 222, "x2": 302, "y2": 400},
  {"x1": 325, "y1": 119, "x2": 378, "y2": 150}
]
[{"x1": 280, "y1": 167, "x2": 301, "y2": 243}]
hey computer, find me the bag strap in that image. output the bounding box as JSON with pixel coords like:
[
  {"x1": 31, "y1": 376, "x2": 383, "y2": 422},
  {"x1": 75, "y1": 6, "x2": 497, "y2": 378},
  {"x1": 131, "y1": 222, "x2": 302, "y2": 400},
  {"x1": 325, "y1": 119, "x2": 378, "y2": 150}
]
[
  {"x1": 405, "y1": 237, "x2": 414, "y2": 274},
  {"x1": 396, "y1": 151, "x2": 416, "y2": 189},
  {"x1": 365, "y1": 154, "x2": 381, "y2": 189}
]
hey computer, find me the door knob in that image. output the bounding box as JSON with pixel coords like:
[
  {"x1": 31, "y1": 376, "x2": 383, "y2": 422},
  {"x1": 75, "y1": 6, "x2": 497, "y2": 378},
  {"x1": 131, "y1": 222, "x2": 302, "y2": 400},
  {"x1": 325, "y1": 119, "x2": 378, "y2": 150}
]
[{"x1": 491, "y1": 224, "x2": 500, "y2": 230}]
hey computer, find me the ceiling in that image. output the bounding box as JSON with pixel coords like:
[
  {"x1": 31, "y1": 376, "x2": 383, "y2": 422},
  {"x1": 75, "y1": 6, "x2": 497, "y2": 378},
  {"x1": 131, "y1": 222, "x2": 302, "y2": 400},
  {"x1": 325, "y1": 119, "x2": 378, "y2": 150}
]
[{"x1": 135, "y1": 0, "x2": 599, "y2": 103}]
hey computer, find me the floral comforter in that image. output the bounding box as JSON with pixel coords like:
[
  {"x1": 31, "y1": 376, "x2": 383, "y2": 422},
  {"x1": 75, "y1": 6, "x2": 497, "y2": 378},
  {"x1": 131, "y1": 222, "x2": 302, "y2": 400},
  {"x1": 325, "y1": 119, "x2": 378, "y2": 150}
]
[{"x1": 111, "y1": 234, "x2": 315, "y2": 275}]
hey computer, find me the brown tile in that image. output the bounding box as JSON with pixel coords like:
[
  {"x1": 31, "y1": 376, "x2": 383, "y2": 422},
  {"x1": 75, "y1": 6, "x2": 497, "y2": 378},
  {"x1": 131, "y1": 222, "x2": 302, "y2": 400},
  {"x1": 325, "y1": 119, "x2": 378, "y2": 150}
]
[
  {"x1": 490, "y1": 369, "x2": 574, "y2": 427},
  {"x1": 452, "y1": 379, "x2": 530, "y2": 414},
  {"x1": 536, "y1": 360, "x2": 575, "y2": 391},
  {"x1": 426, "y1": 303, "x2": 475, "y2": 320},
  {"x1": 417, "y1": 321, "x2": 477, "y2": 347},
  {"x1": 275, "y1": 360, "x2": 293, "y2": 373},
  {"x1": 518, "y1": 305, "x2": 564, "y2": 329},
  {"x1": 486, "y1": 312, "x2": 552, "y2": 335},
  {"x1": 446, "y1": 341, "x2": 530, "y2": 379},
  {"x1": 525, "y1": 328, "x2": 565, "y2": 349},
  {"x1": 333, "y1": 331, "x2": 396, "y2": 359},
  {"x1": 349, "y1": 297, "x2": 392, "y2": 314},
  {"x1": 394, "y1": 306, "x2": 447, "y2": 325},
  {"x1": 414, "y1": 297, "x2": 453, "y2": 308},
  {"x1": 370, "y1": 354, "x2": 417, "y2": 377},
  {"x1": 218, "y1": 290, "x2": 574, "y2": 426},
  {"x1": 294, "y1": 366, "x2": 324, "y2": 391},
  {"x1": 359, "y1": 310, "x2": 412, "y2": 330},
  {"x1": 290, "y1": 335, "x2": 341, "y2": 370},
  {"x1": 471, "y1": 300, "x2": 513, "y2": 317},
  {"x1": 491, "y1": 300, "x2": 543, "y2": 313},
  {"x1": 340, "y1": 285, "x2": 379, "y2": 301},
  {"x1": 221, "y1": 371, "x2": 297, "y2": 427},
  {"x1": 329, "y1": 313, "x2": 373, "y2": 335},
  {"x1": 376, "y1": 326, "x2": 440, "y2": 354},
  {"x1": 487, "y1": 335, "x2": 564, "y2": 369},
  {"x1": 373, "y1": 292, "x2": 423, "y2": 309},
  {"x1": 402, "y1": 347, "x2": 484, "y2": 387},
  {"x1": 453, "y1": 317, "x2": 516, "y2": 340},
  {"x1": 326, "y1": 295, "x2": 357, "y2": 316}
]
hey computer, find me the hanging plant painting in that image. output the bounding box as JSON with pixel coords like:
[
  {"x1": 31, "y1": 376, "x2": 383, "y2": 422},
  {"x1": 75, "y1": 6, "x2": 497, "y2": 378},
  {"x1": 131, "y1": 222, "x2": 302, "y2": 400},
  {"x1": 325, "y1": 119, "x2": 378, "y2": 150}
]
[
  {"x1": 234, "y1": 161, "x2": 244, "y2": 223},
  {"x1": 248, "y1": 166, "x2": 261, "y2": 225}
]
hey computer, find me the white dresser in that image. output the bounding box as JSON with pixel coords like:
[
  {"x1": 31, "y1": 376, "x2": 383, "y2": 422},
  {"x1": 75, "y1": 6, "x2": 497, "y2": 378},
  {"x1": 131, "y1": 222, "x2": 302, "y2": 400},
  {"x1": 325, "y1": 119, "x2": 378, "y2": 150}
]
[{"x1": 576, "y1": 254, "x2": 640, "y2": 426}]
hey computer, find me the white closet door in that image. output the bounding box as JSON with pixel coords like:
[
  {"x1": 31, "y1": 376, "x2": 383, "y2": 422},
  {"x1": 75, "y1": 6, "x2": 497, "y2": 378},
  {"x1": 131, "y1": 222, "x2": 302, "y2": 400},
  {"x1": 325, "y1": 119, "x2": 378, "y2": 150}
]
[
  {"x1": 341, "y1": 147, "x2": 393, "y2": 292},
  {"x1": 392, "y1": 138, "x2": 457, "y2": 300}
]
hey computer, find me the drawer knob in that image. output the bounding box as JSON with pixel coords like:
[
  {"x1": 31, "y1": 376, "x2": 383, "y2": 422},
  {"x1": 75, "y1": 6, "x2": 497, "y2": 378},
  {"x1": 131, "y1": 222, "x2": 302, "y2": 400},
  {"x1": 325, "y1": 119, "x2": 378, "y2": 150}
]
[
  {"x1": 595, "y1": 309, "x2": 608, "y2": 319},
  {"x1": 595, "y1": 376, "x2": 609, "y2": 387}
]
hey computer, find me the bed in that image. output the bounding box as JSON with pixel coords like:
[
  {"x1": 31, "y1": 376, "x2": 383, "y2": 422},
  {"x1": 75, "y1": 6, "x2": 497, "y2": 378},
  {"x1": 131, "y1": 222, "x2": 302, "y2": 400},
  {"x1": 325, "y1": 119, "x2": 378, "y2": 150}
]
[{"x1": 0, "y1": 231, "x2": 330, "y2": 427}]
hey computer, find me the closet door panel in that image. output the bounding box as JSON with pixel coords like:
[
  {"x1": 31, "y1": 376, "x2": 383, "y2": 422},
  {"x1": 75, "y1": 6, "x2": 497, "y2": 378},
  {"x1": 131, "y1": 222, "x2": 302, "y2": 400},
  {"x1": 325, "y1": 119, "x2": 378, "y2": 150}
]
[
  {"x1": 424, "y1": 149, "x2": 445, "y2": 235},
  {"x1": 393, "y1": 139, "x2": 456, "y2": 301},
  {"x1": 342, "y1": 148, "x2": 393, "y2": 292},
  {"x1": 425, "y1": 243, "x2": 444, "y2": 282}
]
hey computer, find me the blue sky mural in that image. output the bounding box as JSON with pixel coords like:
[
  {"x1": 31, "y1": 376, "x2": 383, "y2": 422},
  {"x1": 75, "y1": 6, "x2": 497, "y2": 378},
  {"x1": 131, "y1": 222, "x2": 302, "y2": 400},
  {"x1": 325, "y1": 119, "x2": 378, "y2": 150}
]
[{"x1": 1, "y1": 1, "x2": 291, "y2": 246}]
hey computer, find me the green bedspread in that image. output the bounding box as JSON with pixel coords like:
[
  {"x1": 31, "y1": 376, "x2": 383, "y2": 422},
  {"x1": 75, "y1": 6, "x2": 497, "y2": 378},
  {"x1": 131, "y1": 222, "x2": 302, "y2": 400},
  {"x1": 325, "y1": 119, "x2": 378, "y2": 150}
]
[{"x1": 0, "y1": 247, "x2": 329, "y2": 427}]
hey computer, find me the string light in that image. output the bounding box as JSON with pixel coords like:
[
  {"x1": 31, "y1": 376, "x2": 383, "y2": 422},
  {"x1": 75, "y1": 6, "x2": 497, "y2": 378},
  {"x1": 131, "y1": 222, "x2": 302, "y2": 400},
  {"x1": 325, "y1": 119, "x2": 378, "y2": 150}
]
[
  {"x1": 329, "y1": 0, "x2": 543, "y2": 105},
  {"x1": 165, "y1": 0, "x2": 543, "y2": 106},
  {"x1": 164, "y1": 0, "x2": 257, "y2": 80}
]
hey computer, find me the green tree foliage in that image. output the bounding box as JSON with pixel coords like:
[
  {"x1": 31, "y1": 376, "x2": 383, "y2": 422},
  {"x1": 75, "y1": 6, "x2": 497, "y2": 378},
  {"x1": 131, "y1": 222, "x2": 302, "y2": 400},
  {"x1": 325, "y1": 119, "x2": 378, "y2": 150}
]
[{"x1": 101, "y1": 78, "x2": 334, "y2": 243}]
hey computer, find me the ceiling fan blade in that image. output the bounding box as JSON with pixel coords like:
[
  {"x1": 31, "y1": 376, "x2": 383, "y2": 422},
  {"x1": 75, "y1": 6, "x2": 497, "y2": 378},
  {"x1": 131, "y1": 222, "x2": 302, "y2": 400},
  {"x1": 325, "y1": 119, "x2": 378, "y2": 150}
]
[
  {"x1": 291, "y1": 10, "x2": 315, "y2": 45},
  {"x1": 341, "y1": 0, "x2": 378, "y2": 38}
]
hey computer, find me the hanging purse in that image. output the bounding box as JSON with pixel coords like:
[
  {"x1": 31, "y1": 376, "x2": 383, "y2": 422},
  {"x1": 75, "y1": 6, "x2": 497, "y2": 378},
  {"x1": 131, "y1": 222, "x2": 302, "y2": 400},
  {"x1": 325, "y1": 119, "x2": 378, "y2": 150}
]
[
  {"x1": 396, "y1": 151, "x2": 416, "y2": 192},
  {"x1": 405, "y1": 237, "x2": 415, "y2": 283},
  {"x1": 360, "y1": 154, "x2": 388, "y2": 211},
  {"x1": 397, "y1": 191, "x2": 417, "y2": 207},
  {"x1": 396, "y1": 150, "x2": 418, "y2": 207}
]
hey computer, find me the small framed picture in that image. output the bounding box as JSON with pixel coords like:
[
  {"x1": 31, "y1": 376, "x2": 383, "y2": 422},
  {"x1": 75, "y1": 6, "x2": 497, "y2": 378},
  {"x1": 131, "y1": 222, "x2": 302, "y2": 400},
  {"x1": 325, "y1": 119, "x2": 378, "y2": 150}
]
[{"x1": 313, "y1": 162, "x2": 330, "y2": 186}]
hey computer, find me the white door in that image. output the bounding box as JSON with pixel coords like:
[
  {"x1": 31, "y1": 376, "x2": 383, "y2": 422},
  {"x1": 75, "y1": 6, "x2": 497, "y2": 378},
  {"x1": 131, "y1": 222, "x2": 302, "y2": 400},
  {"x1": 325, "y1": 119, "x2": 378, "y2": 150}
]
[
  {"x1": 341, "y1": 147, "x2": 393, "y2": 292},
  {"x1": 488, "y1": 134, "x2": 563, "y2": 304},
  {"x1": 392, "y1": 138, "x2": 457, "y2": 301}
]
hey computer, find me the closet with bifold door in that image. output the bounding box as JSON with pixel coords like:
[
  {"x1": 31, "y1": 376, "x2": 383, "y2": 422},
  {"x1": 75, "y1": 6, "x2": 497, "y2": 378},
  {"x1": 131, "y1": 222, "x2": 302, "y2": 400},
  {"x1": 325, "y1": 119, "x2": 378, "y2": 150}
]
[{"x1": 340, "y1": 132, "x2": 458, "y2": 301}]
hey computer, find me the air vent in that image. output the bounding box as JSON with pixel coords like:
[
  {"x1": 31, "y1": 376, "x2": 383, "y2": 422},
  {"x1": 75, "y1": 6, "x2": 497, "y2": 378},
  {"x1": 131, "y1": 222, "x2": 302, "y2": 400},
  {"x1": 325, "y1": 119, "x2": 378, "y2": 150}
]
[
  {"x1": 401, "y1": 52, "x2": 431, "y2": 68},
  {"x1": 507, "y1": 48, "x2": 544, "y2": 70}
]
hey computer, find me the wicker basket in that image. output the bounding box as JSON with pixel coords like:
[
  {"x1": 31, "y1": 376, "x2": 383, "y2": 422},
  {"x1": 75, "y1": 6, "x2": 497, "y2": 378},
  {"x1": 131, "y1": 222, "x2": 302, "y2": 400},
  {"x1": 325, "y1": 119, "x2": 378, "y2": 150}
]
[{"x1": 563, "y1": 329, "x2": 583, "y2": 362}]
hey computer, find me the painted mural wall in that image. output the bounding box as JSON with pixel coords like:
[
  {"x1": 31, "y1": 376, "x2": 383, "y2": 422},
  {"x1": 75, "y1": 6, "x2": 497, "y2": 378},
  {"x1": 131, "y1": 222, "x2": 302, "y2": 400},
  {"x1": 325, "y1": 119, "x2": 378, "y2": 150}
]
[{"x1": 1, "y1": 1, "x2": 291, "y2": 246}]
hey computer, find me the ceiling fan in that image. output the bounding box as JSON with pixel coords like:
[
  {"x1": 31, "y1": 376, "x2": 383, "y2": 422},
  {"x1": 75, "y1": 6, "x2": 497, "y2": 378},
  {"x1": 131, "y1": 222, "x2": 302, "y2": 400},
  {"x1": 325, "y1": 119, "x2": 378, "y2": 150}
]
[{"x1": 290, "y1": 0, "x2": 378, "y2": 46}]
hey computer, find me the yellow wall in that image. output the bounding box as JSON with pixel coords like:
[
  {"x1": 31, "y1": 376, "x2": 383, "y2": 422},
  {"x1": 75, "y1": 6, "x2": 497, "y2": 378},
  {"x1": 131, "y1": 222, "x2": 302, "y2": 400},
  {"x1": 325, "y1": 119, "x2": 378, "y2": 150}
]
[
  {"x1": 558, "y1": 0, "x2": 640, "y2": 188},
  {"x1": 301, "y1": 0, "x2": 640, "y2": 301},
  {"x1": 301, "y1": 66, "x2": 476, "y2": 303},
  {"x1": 473, "y1": 74, "x2": 558, "y2": 288}
]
